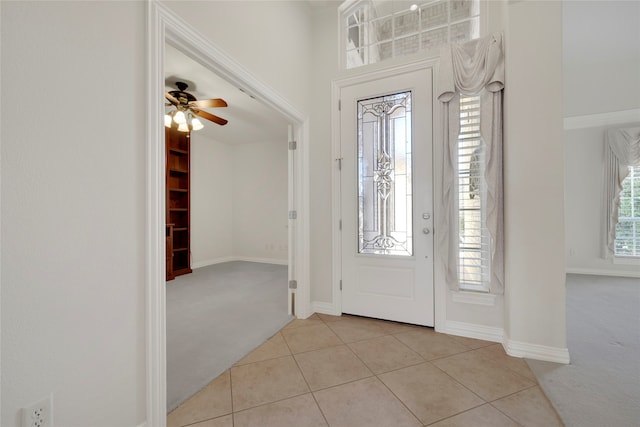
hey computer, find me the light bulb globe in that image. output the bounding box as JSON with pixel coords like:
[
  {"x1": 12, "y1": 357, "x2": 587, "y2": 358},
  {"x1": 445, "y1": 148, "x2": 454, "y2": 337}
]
[
  {"x1": 174, "y1": 110, "x2": 187, "y2": 124},
  {"x1": 191, "y1": 117, "x2": 204, "y2": 131}
]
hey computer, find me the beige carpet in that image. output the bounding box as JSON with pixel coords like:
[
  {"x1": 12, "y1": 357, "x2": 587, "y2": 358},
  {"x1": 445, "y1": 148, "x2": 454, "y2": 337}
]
[
  {"x1": 527, "y1": 274, "x2": 640, "y2": 427},
  {"x1": 166, "y1": 261, "x2": 292, "y2": 412}
]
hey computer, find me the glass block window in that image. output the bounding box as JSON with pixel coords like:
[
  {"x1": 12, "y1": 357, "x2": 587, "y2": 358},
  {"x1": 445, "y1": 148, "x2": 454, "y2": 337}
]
[
  {"x1": 457, "y1": 94, "x2": 490, "y2": 291},
  {"x1": 358, "y1": 91, "x2": 413, "y2": 256},
  {"x1": 615, "y1": 166, "x2": 640, "y2": 257},
  {"x1": 342, "y1": 0, "x2": 480, "y2": 69}
]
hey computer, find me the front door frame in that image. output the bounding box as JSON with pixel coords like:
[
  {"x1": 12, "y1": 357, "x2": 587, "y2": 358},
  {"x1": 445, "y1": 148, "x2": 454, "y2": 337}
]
[
  {"x1": 146, "y1": 2, "x2": 311, "y2": 425},
  {"x1": 331, "y1": 58, "x2": 446, "y2": 328}
]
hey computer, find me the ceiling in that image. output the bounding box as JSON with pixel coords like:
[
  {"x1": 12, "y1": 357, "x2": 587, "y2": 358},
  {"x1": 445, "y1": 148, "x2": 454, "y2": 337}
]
[{"x1": 164, "y1": 43, "x2": 289, "y2": 144}]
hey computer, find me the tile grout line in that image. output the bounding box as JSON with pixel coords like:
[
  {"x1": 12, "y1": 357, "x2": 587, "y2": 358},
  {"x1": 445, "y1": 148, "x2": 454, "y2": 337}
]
[
  {"x1": 469, "y1": 345, "x2": 541, "y2": 383},
  {"x1": 427, "y1": 357, "x2": 490, "y2": 405},
  {"x1": 423, "y1": 402, "x2": 523, "y2": 427},
  {"x1": 487, "y1": 401, "x2": 526, "y2": 427},
  {"x1": 314, "y1": 317, "x2": 427, "y2": 425},
  {"x1": 289, "y1": 348, "x2": 332, "y2": 427},
  {"x1": 177, "y1": 314, "x2": 559, "y2": 427},
  {"x1": 278, "y1": 324, "x2": 332, "y2": 426},
  {"x1": 487, "y1": 383, "x2": 565, "y2": 426},
  {"x1": 426, "y1": 346, "x2": 539, "y2": 403},
  {"x1": 344, "y1": 334, "x2": 428, "y2": 377},
  {"x1": 373, "y1": 370, "x2": 431, "y2": 426},
  {"x1": 228, "y1": 369, "x2": 235, "y2": 427},
  {"x1": 264, "y1": 316, "x2": 334, "y2": 426}
]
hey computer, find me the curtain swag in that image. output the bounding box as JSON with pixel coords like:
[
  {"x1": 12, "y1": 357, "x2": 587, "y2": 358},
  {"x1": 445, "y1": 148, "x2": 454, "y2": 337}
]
[
  {"x1": 437, "y1": 32, "x2": 505, "y2": 294},
  {"x1": 602, "y1": 125, "x2": 640, "y2": 258}
]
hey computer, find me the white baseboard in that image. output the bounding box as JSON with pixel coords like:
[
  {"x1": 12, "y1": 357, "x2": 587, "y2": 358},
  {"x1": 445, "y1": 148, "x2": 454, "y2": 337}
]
[
  {"x1": 566, "y1": 267, "x2": 640, "y2": 278},
  {"x1": 191, "y1": 256, "x2": 236, "y2": 269},
  {"x1": 192, "y1": 256, "x2": 288, "y2": 269},
  {"x1": 137, "y1": 422, "x2": 146, "y2": 427},
  {"x1": 238, "y1": 256, "x2": 288, "y2": 266},
  {"x1": 505, "y1": 337, "x2": 570, "y2": 364},
  {"x1": 439, "y1": 320, "x2": 503, "y2": 343},
  {"x1": 311, "y1": 301, "x2": 341, "y2": 316}
]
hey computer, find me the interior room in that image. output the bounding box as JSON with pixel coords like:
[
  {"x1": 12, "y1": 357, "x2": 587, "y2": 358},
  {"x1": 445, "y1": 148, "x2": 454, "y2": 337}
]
[
  {"x1": 163, "y1": 45, "x2": 293, "y2": 411},
  {"x1": 1, "y1": 1, "x2": 638, "y2": 427}
]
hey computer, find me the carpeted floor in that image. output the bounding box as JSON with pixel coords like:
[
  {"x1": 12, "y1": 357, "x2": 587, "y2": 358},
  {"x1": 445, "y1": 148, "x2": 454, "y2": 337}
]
[
  {"x1": 527, "y1": 274, "x2": 640, "y2": 427},
  {"x1": 166, "y1": 261, "x2": 292, "y2": 412}
]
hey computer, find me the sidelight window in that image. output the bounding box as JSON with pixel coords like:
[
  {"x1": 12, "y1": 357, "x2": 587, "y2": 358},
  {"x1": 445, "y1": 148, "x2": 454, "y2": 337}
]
[{"x1": 457, "y1": 95, "x2": 490, "y2": 290}]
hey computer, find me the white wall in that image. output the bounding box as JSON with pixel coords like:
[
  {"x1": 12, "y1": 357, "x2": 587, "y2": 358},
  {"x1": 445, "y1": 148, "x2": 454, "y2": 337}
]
[
  {"x1": 309, "y1": 3, "x2": 341, "y2": 303},
  {"x1": 563, "y1": 0, "x2": 640, "y2": 277},
  {"x1": 563, "y1": 1, "x2": 640, "y2": 118},
  {"x1": 190, "y1": 133, "x2": 234, "y2": 266},
  {"x1": 503, "y1": 0, "x2": 567, "y2": 353},
  {"x1": 1, "y1": 2, "x2": 146, "y2": 426},
  {"x1": 191, "y1": 134, "x2": 288, "y2": 267},
  {"x1": 162, "y1": 0, "x2": 312, "y2": 117},
  {"x1": 232, "y1": 141, "x2": 289, "y2": 262}
]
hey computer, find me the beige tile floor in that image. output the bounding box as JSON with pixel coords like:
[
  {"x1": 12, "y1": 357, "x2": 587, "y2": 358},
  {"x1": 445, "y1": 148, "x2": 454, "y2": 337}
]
[{"x1": 167, "y1": 314, "x2": 564, "y2": 427}]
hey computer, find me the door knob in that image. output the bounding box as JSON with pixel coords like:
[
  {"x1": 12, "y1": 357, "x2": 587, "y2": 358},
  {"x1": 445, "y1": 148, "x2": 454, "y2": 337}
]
[{"x1": 423, "y1": 227, "x2": 430, "y2": 235}]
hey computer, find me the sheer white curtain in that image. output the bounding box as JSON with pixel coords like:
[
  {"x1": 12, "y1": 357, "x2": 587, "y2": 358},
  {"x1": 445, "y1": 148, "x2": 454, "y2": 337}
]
[
  {"x1": 602, "y1": 125, "x2": 640, "y2": 258},
  {"x1": 437, "y1": 33, "x2": 505, "y2": 293}
]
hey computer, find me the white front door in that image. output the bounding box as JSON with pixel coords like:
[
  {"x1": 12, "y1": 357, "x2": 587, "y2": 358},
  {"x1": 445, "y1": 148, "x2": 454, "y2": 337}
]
[{"x1": 339, "y1": 67, "x2": 434, "y2": 326}]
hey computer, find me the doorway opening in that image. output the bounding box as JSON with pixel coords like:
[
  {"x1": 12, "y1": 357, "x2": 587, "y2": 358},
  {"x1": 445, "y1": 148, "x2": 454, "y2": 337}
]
[
  {"x1": 146, "y1": 3, "x2": 310, "y2": 425},
  {"x1": 164, "y1": 43, "x2": 294, "y2": 411}
]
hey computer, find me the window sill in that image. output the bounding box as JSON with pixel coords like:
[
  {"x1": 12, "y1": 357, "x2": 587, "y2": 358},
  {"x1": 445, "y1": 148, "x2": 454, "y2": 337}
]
[
  {"x1": 613, "y1": 256, "x2": 640, "y2": 266},
  {"x1": 452, "y1": 291, "x2": 497, "y2": 306}
]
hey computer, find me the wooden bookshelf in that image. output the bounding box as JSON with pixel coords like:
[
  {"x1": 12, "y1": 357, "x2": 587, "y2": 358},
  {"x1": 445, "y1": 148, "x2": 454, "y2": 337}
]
[{"x1": 166, "y1": 127, "x2": 192, "y2": 279}]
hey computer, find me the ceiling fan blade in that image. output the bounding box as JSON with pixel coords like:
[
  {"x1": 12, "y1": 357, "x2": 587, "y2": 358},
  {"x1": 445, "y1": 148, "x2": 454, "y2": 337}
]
[
  {"x1": 189, "y1": 98, "x2": 228, "y2": 108},
  {"x1": 165, "y1": 92, "x2": 180, "y2": 106},
  {"x1": 192, "y1": 108, "x2": 228, "y2": 126}
]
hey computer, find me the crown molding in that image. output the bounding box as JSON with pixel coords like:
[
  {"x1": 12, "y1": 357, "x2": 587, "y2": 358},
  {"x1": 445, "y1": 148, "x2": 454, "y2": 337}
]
[{"x1": 564, "y1": 109, "x2": 640, "y2": 130}]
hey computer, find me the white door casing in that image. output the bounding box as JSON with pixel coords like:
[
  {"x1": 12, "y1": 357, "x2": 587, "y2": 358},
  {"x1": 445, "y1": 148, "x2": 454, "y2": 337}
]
[
  {"x1": 338, "y1": 66, "x2": 435, "y2": 326},
  {"x1": 147, "y1": 2, "x2": 310, "y2": 426}
]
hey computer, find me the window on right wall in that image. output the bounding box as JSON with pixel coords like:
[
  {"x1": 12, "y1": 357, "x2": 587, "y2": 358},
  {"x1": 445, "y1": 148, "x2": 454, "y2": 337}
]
[{"x1": 615, "y1": 165, "x2": 640, "y2": 258}]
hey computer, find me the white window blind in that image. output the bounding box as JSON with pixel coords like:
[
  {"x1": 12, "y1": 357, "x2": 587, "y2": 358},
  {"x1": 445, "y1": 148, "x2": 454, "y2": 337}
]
[
  {"x1": 615, "y1": 165, "x2": 640, "y2": 257},
  {"x1": 457, "y1": 95, "x2": 490, "y2": 290}
]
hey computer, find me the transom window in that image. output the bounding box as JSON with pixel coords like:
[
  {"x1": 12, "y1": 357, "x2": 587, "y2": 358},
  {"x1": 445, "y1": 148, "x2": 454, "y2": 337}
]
[
  {"x1": 615, "y1": 165, "x2": 640, "y2": 257},
  {"x1": 341, "y1": 0, "x2": 480, "y2": 69}
]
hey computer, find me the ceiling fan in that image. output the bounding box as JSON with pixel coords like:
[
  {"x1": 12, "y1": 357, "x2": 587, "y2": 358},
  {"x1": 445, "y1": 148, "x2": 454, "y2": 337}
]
[{"x1": 165, "y1": 81, "x2": 228, "y2": 131}]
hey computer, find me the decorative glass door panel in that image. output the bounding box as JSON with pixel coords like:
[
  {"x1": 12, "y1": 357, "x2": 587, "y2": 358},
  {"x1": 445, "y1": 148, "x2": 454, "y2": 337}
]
[
  {"x1": 340, "y1": 66, "x2": 434, "y2": 326},
  {"x1": 358, "y1": 91, "x2": 413, "y2": 256}
]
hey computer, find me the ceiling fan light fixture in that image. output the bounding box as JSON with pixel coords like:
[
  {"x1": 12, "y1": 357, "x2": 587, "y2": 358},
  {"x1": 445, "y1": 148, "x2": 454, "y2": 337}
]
[
  {"x1": 165, "y1": 82, "x2": 228, "y2": 130},
  {"x1": 173, "y1": 110, "x2": 187, "y2": 125},
  {"x1": 191, "y1": 117, "x2": 204, "y2": 131}
]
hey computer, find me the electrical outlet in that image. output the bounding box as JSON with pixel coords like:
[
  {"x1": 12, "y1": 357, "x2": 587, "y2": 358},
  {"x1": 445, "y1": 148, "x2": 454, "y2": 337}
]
[{"x1": 22, "y1": 395, "x2": 52, "y2": 427}]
